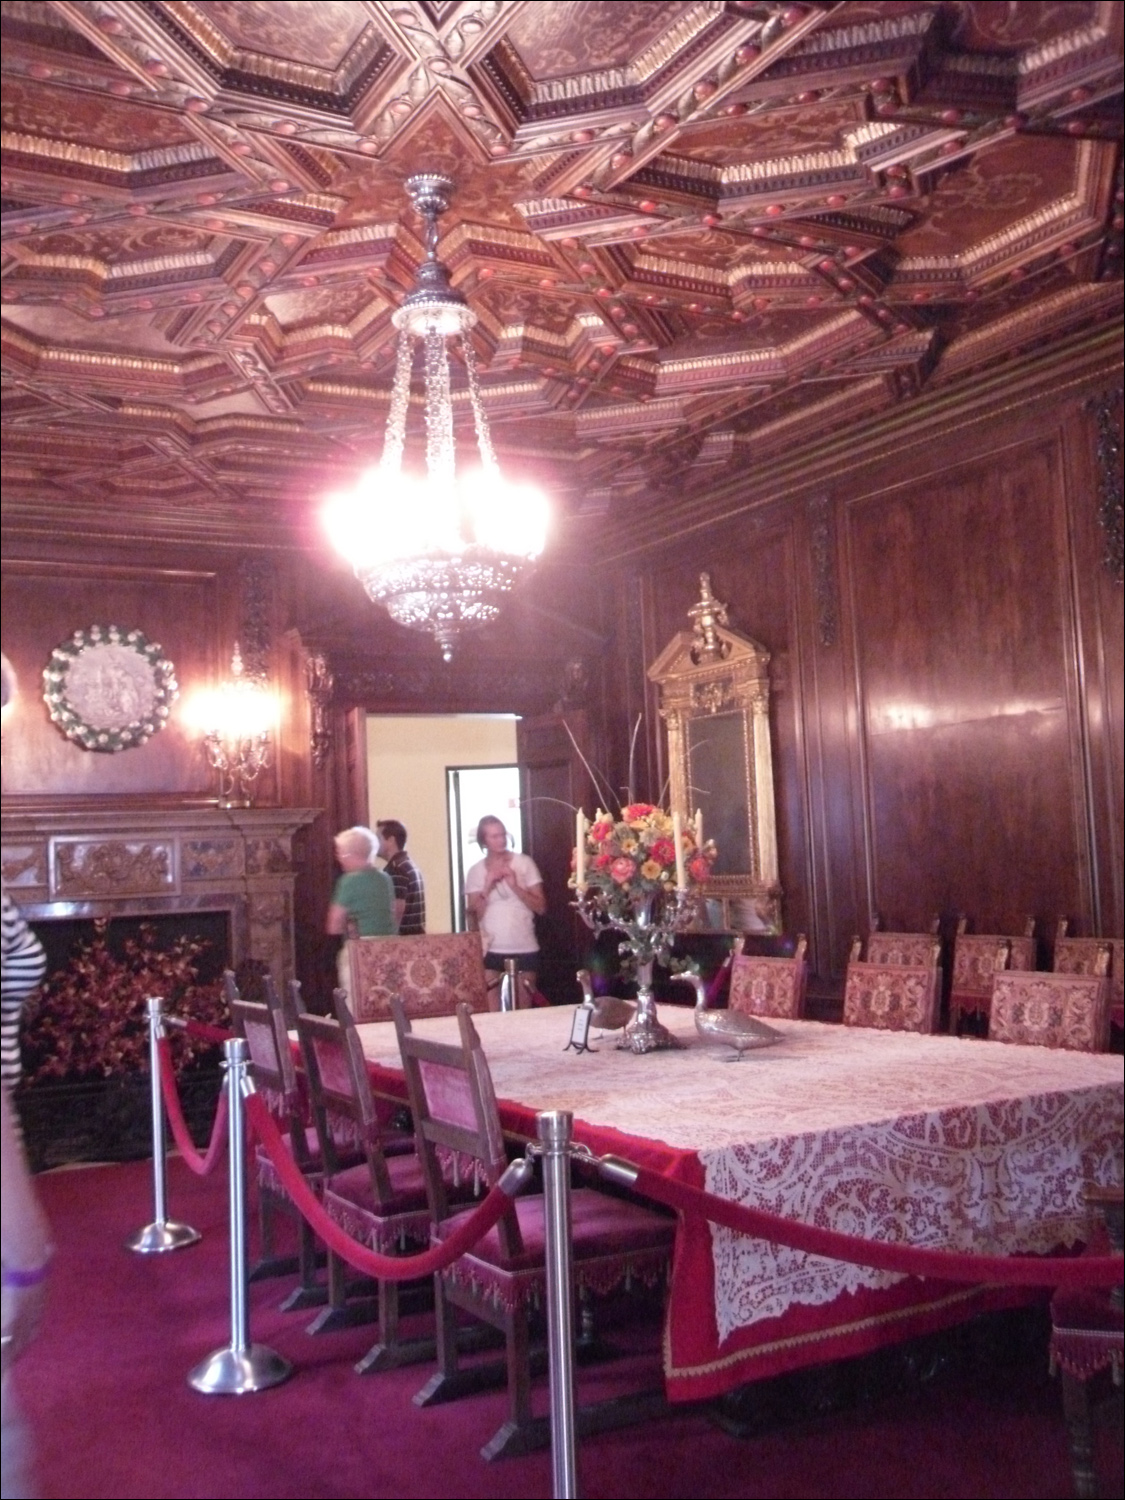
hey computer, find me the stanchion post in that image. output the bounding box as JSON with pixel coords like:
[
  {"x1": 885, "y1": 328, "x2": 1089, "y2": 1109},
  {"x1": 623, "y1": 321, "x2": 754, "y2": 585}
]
[
  {"x1": 188, "y1": 1037, "x2": 290, "y2": 1394},
  {"x1": 125, "y1": 995, "x2": 201, "y2": 1254},
  {"x1": 538, "y1": 1110, "x2": 579, "y2": 1500},
  {"x1": 500, "y1": 956, "x2": 518, "y2": 1012}
]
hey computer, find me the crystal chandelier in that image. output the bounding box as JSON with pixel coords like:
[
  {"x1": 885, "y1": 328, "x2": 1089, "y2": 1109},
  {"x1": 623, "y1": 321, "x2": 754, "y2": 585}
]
[{"x1": 324, "y1": 174, "x2": 549, "y2": 661}]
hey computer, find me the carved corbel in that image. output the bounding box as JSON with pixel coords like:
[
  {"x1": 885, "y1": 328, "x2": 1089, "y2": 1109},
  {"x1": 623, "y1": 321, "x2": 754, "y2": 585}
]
[{"x1": 305, "y1": 652, "x2": 334, "y2": 771}]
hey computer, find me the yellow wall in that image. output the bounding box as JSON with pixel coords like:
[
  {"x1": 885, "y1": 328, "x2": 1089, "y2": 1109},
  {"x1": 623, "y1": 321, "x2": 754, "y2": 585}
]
[{"x1": 365, "y1": 714, "x2": 519, "y2": 933}]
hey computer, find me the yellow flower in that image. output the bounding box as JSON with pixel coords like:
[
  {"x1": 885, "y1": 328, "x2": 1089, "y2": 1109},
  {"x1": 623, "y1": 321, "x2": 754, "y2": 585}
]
[
  {"x1": 640, "y1": 859, "x2": 662, "y2": 880},
  {"x1": 619, "y1": 836, "x2": 638, "y2": 853}
]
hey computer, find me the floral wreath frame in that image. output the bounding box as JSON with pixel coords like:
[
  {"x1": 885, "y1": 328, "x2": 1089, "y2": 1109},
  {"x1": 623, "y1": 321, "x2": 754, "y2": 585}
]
[{"x1": 43, "y1": 625, "x2": 179, "y2": 753}]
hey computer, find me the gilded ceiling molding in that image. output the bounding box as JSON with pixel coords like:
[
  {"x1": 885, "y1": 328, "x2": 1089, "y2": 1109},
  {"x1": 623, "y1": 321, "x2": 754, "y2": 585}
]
[{"x1": 938, "y1": 284, "x2": 1121, "y2": 379}]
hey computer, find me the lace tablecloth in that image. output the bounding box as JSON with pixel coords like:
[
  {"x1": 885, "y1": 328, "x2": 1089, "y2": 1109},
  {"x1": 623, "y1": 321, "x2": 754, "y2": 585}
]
[{"x1": 358, "y1": 1008, "x2": 1122, "y2": 1390}]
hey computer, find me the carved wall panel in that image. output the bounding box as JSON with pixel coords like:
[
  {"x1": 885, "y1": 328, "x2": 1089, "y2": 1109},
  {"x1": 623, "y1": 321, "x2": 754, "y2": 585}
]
[
  {"x1": 0, "y1": 554, "x2": 226, "y2": 798},
  {"x1": 610, "y1": 355, "x2": 1123, "y2": 987},
  {"x1": 52, "y1": 838, "x2": 176, "y2": 900}
]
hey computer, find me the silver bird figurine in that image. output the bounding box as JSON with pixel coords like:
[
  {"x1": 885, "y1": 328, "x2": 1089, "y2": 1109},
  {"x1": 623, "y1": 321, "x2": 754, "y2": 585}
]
[
  {"x1": 577, "y1": 969, "x2": 636, "y2": 1033},
  {"x1": 687, "y1": 972, "x2": 780, "y2": 1060}
]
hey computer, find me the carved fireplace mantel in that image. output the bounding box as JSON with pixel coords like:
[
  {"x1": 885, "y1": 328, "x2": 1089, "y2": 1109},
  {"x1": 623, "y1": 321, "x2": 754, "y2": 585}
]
[{"x1": 1, "y1": 803, "x2": 321, "y2": 987}]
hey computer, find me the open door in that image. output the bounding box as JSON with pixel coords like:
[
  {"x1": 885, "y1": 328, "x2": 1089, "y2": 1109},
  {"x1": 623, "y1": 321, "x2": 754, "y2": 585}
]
[{"x1": 517, "y1": 710, "x2": 598, "y2": 1006}]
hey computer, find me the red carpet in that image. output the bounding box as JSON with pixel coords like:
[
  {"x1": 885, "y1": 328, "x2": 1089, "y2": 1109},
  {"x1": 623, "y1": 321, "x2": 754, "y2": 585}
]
[{"x1": 10, "y1": 1156, "x2": 1115, "y2": 1499}]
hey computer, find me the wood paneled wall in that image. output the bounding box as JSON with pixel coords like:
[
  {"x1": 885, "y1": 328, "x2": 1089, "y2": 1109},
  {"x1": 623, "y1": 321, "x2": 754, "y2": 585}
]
[
  {"x1": 4, "y1": 351, "x2": 1121, "y2": 1009},
  {"x1": 608, "y1": 371, "x2": 1123, "y2": 991}
]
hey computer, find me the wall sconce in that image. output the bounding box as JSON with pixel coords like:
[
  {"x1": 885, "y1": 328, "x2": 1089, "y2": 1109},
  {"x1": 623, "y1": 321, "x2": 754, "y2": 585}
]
[{"x1": 191, "y1": 645, "x2": 273, "y2": 807}]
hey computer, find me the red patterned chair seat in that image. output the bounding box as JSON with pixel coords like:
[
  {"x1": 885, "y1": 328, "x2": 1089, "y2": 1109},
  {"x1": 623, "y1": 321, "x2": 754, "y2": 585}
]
[
  {"x1": 322, "y1": 1156, "x2": 433, "y2": 1253},
  {"x1": 989, "y1": 972, "x2": 1110, "y2": 1052},
  {"x1": 342, "y1": 932, "x2": 490, "y2": 1022},
  {"x1": 435, "y1": 1189, "x2": 671, "y2": 1310},
  {"x1": 843, "y1": 960, "x2": 940, "y2": 1034},
  {"x1": 728, "y1": 939, "x2": 807, "y2": 1021},
  {"x1": 255, "y1": 1122, "x2": 323, "y2": 1202}
]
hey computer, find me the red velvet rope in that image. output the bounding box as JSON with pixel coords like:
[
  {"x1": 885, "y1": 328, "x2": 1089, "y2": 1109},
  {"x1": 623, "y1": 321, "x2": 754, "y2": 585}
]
[
  {"x1": 180, "y1": 1018, "x2": 235, "y2": 1045},
  {"x1": 244, "y1": 1091, "x2": 518, "y2": 1282},
  {"x1": 626, "y1": 1165, "x2": 1124, "y2": 1290},
  {"x1": 157, "y1": 1036, "x2": 229, "y2": 1176}
]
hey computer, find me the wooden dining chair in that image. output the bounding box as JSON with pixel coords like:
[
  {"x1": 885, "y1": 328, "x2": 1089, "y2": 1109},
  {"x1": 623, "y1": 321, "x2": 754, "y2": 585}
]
[
  {"x1": 392, "y1": 997, "x2": 675, "y2": 1461},
  {"x1": 228, "y1": 972, "x2": 325, "y2": 1310},
  {"x1": 864, "y1": 930, "x2": 942, "y2": 967},
  {"x1": 989, "y1": 969, "x2": 1111, "y2": 1052},
  {"x1": 1053, "y1": 936, "x2": 1124, "y2": 1031},
  {"x1": 948, "y1": 931, "x2": 1037, "y2": 1031},
  {"x1": 294, "y1": 992, "x2": 446, "y2": 1372},
  {"x1": 728, "y1": 935, "x2": 808, "y2": 1020},
  {"x1": 843, "y1": 948, "x2": 941, "y2": 1034},
  {"x1": 340, "y1": 932, "x2": 491, "y2": 1022}
]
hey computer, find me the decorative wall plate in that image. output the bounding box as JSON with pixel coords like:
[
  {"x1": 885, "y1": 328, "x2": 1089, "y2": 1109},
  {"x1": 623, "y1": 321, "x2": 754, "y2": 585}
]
[{"x1": 43, "y1": 625, "x2": 178, "y2": 752}]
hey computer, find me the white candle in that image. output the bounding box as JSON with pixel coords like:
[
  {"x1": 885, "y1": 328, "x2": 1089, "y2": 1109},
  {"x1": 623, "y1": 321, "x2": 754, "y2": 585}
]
[
  {"x1": 575, "y1": 808, "x2": 587, "y2": 890},
  {"x1": 672, "y1": 811, "x2": 687, "y2": 890},
  {"x1": 694, "y1": 807, "x2": 703, "y2": 849}
]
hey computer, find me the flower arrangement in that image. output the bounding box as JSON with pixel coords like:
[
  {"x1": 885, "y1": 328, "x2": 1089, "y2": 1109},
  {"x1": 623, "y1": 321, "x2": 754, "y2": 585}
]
[
  {"x1": 20, "y1": 920, "x2": 229, "y2": 1084},
  {"x1": 573, "y1": 803, "x2": 716, "y2": 975},
  {"x1": 577, "y1": 803, "x2": 714, "y2": 910}
]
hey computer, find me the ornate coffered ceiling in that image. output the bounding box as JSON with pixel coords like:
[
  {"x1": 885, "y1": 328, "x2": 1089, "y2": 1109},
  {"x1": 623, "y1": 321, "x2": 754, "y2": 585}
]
[{"x1": 2, "y1": 1, "x2": 1121, "y2": 547}]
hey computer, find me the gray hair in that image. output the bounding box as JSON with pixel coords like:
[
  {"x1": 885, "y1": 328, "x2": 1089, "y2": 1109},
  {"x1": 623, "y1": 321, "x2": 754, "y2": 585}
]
[{"x1": 334, "y1": 826, "x2": 379, "y2": 863}]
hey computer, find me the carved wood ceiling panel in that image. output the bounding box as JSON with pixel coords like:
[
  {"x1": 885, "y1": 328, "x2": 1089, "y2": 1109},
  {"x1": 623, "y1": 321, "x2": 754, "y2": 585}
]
[{"x1": 1, "y1": 1, "x2": 1121, "y2": 547}]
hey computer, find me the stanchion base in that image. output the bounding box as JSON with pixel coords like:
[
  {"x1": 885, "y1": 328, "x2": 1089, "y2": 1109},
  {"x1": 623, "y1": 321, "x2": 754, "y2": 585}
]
[
  {"x1": 125, "y1": 1220, "x2": 202, "y2": 1255},
  {"x1": 188, "y1": 1344, "x2": 291, "y2": 1395}
]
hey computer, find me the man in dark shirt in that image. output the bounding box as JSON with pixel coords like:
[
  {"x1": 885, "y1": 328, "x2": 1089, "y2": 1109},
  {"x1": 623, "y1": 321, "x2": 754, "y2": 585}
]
[{"x1": 376, "y1": 819, "x2": 426, "y2": 935}]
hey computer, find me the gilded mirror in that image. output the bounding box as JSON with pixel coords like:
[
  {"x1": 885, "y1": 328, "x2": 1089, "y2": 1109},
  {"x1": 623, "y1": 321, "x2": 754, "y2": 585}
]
[{"x1": 647, "y1": 575, "x2": 781, "y2": 932}]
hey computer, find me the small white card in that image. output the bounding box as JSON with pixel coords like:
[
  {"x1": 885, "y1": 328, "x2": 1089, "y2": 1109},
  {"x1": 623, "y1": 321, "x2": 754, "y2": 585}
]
[{"x1": 565, "y1": 1004, "x2": 594, "y2": 1053}]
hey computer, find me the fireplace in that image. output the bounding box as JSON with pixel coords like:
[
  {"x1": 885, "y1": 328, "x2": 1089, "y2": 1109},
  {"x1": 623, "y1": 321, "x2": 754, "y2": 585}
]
[{"x1": 1, "y1": 802, "x2": 319, "y2": 988}]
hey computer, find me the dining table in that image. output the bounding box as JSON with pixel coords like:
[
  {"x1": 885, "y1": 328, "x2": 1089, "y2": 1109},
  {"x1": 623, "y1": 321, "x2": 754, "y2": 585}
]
[{"x1": 356, "y1": 1005, "x2": 1123, "y2": 1402}]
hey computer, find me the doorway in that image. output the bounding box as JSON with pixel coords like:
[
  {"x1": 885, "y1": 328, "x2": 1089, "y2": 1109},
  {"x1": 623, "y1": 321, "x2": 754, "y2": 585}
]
[{"x1": 366, "y1": 714, "x2": 519, "y2": 934}]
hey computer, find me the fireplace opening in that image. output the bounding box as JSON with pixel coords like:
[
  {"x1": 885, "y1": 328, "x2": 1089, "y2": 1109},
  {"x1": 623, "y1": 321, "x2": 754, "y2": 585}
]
[
  {"x1": 31, "y1": 910, "x2": 232, "y2": 990},
  {"x1": 16, "y1": 910, "x2": 234, "y2": 1170}
]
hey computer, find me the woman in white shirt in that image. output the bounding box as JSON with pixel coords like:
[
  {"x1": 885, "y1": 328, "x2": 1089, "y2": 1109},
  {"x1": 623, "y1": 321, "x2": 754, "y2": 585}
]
[{"x1": 464, "y1": 816, "x2": 546, "y2": 1007}]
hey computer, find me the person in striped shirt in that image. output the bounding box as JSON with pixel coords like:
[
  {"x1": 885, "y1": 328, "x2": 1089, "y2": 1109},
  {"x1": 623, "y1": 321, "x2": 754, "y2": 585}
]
[
  {"x1": 1, "y1": 889, "x2": 45, "y2": 1091},
  {"x1": 1, "y1": 656, "x2": 47, "y2": 1089},
  {"x1": 376, "y1": 820, "x2": 427, "y2": 936}
]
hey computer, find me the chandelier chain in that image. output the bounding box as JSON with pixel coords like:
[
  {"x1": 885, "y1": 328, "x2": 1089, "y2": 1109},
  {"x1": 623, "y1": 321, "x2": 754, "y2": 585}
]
[
  {"x1": 423, "y1": 323, "x2": 457, "y2": 487},
  {"x1": 462, "y1": 334, "x2": 499, "y2": 475},
  {"x1": 381, "y1": 329, "x2": 415, "y2": 476}
]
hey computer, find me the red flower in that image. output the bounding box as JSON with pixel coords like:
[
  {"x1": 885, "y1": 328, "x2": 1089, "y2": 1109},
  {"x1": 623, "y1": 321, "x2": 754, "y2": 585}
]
[
  {"x1": 610, "y1": 856, "x2": 637, "y2": 884},
  {"x1": 589, "y1": 818, "x2": 615, "y2": 843},
  {"x1": 622, "y1": 803, "x2": 655, "y2": 821},
  {"x1": 650, "y1": 837, "x2": 676, "y2": 866},
  {"x1": 688, "y1": 855, "x2": 711, "y2": 883},
  {"x1": 593, "y1": 852, "x2": 613, "y2": 870}
]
